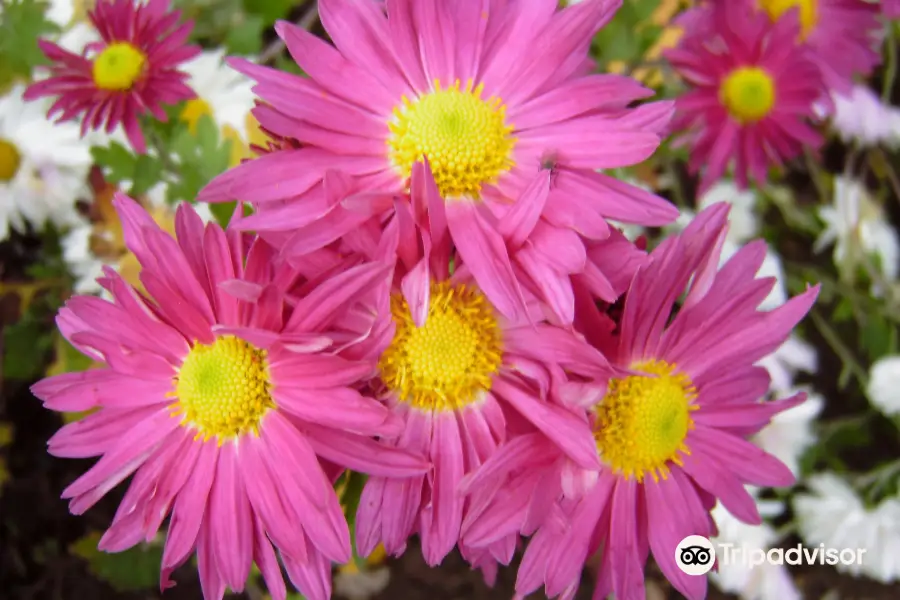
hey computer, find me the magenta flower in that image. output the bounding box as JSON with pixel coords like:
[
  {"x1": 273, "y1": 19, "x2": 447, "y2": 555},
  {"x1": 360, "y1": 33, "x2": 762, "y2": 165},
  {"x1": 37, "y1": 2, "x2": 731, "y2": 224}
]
[
  {"x1": 197, "y1": 0, "x2": 677, "y2": 324},
  {"x1": 461, "y1": 204, "x2": 819, "y2": 600},
  {"x1": 757, "y1": 0, "x2": 882, "y2": 92},
  {"x1": 884, "y1": 0, "x2": 900, "y2": 18},
  {"x1": 667, "y1": 1, "x2": 829, "y2": 192},
  {"x1": 352, "y1": 163, "x2": 616, "y2": 572},
  {"x1": 30, "y1": 195, "x2": 428, "y2": 600},
  {"x1": 679, "y1": 0, "x2": 882, "y2": 94},
  {"x1": 24, "y1": 0, "x2": 200, "y2": 153}
]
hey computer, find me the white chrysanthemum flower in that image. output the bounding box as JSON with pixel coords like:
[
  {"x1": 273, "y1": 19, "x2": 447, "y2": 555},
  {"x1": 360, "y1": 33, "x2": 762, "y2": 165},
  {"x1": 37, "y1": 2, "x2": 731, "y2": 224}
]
[
  {"x1": 758, "y1": 335, "x2": 818, "y2": 393},
  {"x1": 180, "y1": 49, "x2": 256, "y2": 143},
  {"x1": 753, "y1": 387, "x2": 823, "y2": 477},
  {"x1": 815, "y1": 176, "x2": 899, "y2": 282},
  {"x1": 333, "y1": 566, "x2": 391, "y2": 600},
  {"x1": 866, "y1": 355, "x2": 900, "y2": 416},
  {"x1": 794, "y1": 473, "x2": 900, "y2": 583},
  {"x1": 828, "y1": 85, "x2": 900, "y2": 149},
  {"x1": 62, "y1": 219, "x2": 105, "y2": 295},
  {"x1": 711, "y1": 499, "x2": 801, "y2": 600},
  {"x1": 698, "y1": 181, "x2": 760, "y2": 243},
  {"x1": 0, "y1": 85, "x2": 91, "y2": 241},
  {"x1": 62, "y1": 182, "x2": 214, "y2": 295}
]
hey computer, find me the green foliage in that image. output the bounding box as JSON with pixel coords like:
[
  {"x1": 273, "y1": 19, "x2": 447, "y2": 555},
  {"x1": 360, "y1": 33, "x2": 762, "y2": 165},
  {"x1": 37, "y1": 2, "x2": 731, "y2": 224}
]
[
  {"x1": 338, "y1": 470, "x2": 369, "y2": 570},
  {"x1": 92, "y1": 111, "x2": 232, "y2": 205},
  {"x1": 590, "y1": 0, "x2": 661, "y2": 69},
  {"x1": 70, "y1": 532, "x2": 164, "y2": 592},
  {"x1": 166, "y1": 114, "x2": 233, "y2": 205},
  {"x1": 226, "y1": 13, "x2": 266, "y2": 55},
  {"x1": 242, "y1": 0, "x2": 296, "y2": 25},
  {"x1": 0, "y1": 0, "x2": 59, "y2": 88}
]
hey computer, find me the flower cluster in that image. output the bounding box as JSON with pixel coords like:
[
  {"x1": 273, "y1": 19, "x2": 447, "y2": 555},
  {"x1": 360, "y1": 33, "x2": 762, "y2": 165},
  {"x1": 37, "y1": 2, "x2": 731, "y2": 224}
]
[
  {"x1": 13, "y1": 0, "x2": 900, "y2": 599},
  {"x1": 667, "y1": 0, "x2": 881, "y2": 192}
]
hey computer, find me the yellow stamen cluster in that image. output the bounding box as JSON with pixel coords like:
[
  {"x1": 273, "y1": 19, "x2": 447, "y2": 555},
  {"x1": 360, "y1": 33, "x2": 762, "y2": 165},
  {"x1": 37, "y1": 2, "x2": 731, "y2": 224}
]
[
  {"x1": 720, "y1": 66, "x2": 777, "y2": 124},
  {"x1": 593, "y1": 359, "x2": 698, "y2": 483},
  {"x1": 92, "y1": 42, "x2": 147, "y2": 91},
  {"x1": 0, "y1": 138, "x2": 22, "y2": 182},
  {"x1": 172, "y1": 335, "x2": 275, "y2": 442},
  {"x1": 758, "y1": 0, "x2": 818, "y2": 39},
  {"x1": 387, "y1": 79, "x2": 516, "y2": 199},
  {"x1": 378, "y1": 281, "x2": 503, "y2": 412}
]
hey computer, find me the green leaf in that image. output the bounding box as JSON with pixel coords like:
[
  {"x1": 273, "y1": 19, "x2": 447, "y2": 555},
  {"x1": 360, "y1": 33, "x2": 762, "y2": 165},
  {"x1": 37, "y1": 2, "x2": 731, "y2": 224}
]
[
  {"x1": 70, "y1": 532, "x2": 163, "y2": 592},
  {"x1": 242, "y1": 0, "x2": 294, "y2": 25},
  {"x1": 3, "y1": 309, "x2": 52, "y2": 380},
  {"x1": 166, "y1": 114, "x2": 232, "y2": 204},
  {"x1": 130, "y1": 153, "x2": 165, "y2": 197},
  {"x1": 0, "y1": 0, "x2": 60, "y2": 87},
  {"x1": 209, "y1": 201, "x2": 237, "y2": 227},
  {"x1": 338, "y1": 471, "x2": 369, "y2": 570},
  {"x1": 860, "y1": 314, "x2": 896, "y2": 361},
  {"x1": 45, "y1": 331, "x2": 93, "y2": 377},
  {"x1": 91, "y1": 142, "x2": 139, "y2": 185},
  {"x1": 225, "y1": 13, "x2": 265, "y2": 55}
]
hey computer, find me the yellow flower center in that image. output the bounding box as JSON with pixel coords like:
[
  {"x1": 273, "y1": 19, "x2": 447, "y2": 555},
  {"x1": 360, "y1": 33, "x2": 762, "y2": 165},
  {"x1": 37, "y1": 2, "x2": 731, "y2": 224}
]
[
  {"x1": 378, "y1": 281, "x2": 503, "y2": 411},
  {"x1": 593, "y1": 359, "x2": 698, "y2": 483},
  {"x1": 387, "y1": 79, "x2": 516, "y2": 199},
  {"x1": 0, "y1": 138, "x2": 22, "y2": 182},
  {"x1": 758, "y1": 0, "x2": 818, "y2": 39},
  {"x1": 720, "y1": 67, "x2": 776, "y2": 124},
  {"x1": 92, "y1": 42, "x2": 147, "y2": 91},
  {"x1": 172, "y1": 335, "x2": 275, "y2": 442}
]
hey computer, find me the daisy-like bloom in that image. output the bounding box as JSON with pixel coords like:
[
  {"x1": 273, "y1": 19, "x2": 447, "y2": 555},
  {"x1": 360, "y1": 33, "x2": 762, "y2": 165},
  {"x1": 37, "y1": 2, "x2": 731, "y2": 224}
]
[
  {"x1": 710, "y1": 493, "x2": 801, "y2": 600},
  {"x1": 794, "y1": 473, "x2": 900, "y2": 583},
  {"x1": 198, "y1": 0, "x2": 677, "y2": 324},
  {"x1": 828, "y1": 84, "x2": 900, "y2": 149},
  {"x1": 25, "y1": 0, "x2": 200, "y2": 153},
  {"x1": 31, "y1": 194, "x2": 429, "y2": 600},
  {"x1": 866, "y1": 355, "x2": 900, "y2": 416},
  {"x1": 814, "y1": 175, "x2": 899, "y2": 283},
  {"x1": 354, "y1": 164, "x2": 614, "y2": 570},
  {"x1": 461, "y1": 203, "x2": 820, "y2": 600},
  {"x1": 667, "y1": 1, "x2": 829, "y2": 192},
  {"x1": 757, "y1": 334, "x2": 817, "y2": 393},
  {"x1": 753, "y1": 387, "x2": 823, "y2": 476},
  {"x1": 0, "y1": 85, "x2": 91, "y2": 241},
  {"x1": 755, "y1": 0, "x2": 882, "y2": 92},
  {"x1": 179, "y1": 49, "x2": 260, "y2": 166}
]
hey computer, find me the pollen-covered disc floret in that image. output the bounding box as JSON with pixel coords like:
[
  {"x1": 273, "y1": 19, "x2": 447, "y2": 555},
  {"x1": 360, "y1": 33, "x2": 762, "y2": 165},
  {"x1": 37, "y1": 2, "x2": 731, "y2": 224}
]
[
  {"x1": 92, "y1": 42, "x2": 147, "y2": 91},
  {"x1": 0, "y1": 138, "x2": 21, "y2": 182},
  {"x1": 388, "y1": 79, "x2": 516, "y2": 199},
  {"x1": 379, "y1": 281, "x2": 503, "y2": 411},
  {"x1": 593, "y1": 359, "x2": 698, "y2": 482},
  {"x1": 173, "y1": 335, "x2": 275, "y2": 441},
  {"x1": 720, "y1": 66, "x2": 776, "y2": 124}
]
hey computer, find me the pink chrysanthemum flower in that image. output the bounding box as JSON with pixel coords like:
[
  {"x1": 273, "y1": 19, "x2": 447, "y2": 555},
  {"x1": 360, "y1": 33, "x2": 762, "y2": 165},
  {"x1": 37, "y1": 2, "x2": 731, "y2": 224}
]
[
  {"x1": 30, "y1": 195, "x2": 429, "y2": 600},
  {"x1": 884, "y1": 0, "x2": 900, "y2": 18},
  {"x1": 24, "y1": 0, "x2": 200, "y2": 153},
  {"x1": 756, "y1": 0, "x2": 882, "y2": 91},
  {"x1": 667, "y1": 1, "x2": 829, "y2": 192},
  {"x1": 197, "y1": 0, "x2": 677, "y2": 324},
  {"x1": 352, "y1": 163, "x2": 616, "y2": 573},
  {"x1": 679, "y1": 0, "x2": 881, "y2": 93},
  {"x1": 461, "y1": 204, "x2": 820, "y2": 600}
]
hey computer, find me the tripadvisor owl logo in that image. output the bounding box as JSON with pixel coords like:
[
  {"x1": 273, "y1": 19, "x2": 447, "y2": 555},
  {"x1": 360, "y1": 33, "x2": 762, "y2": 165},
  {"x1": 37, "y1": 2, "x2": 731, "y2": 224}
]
[
  {"x1": 675, "y1": 535, "x2": 716, "y2": 575},
  {"x1": 675, "y1": 534, "x2": 868, "y2": 575}
]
